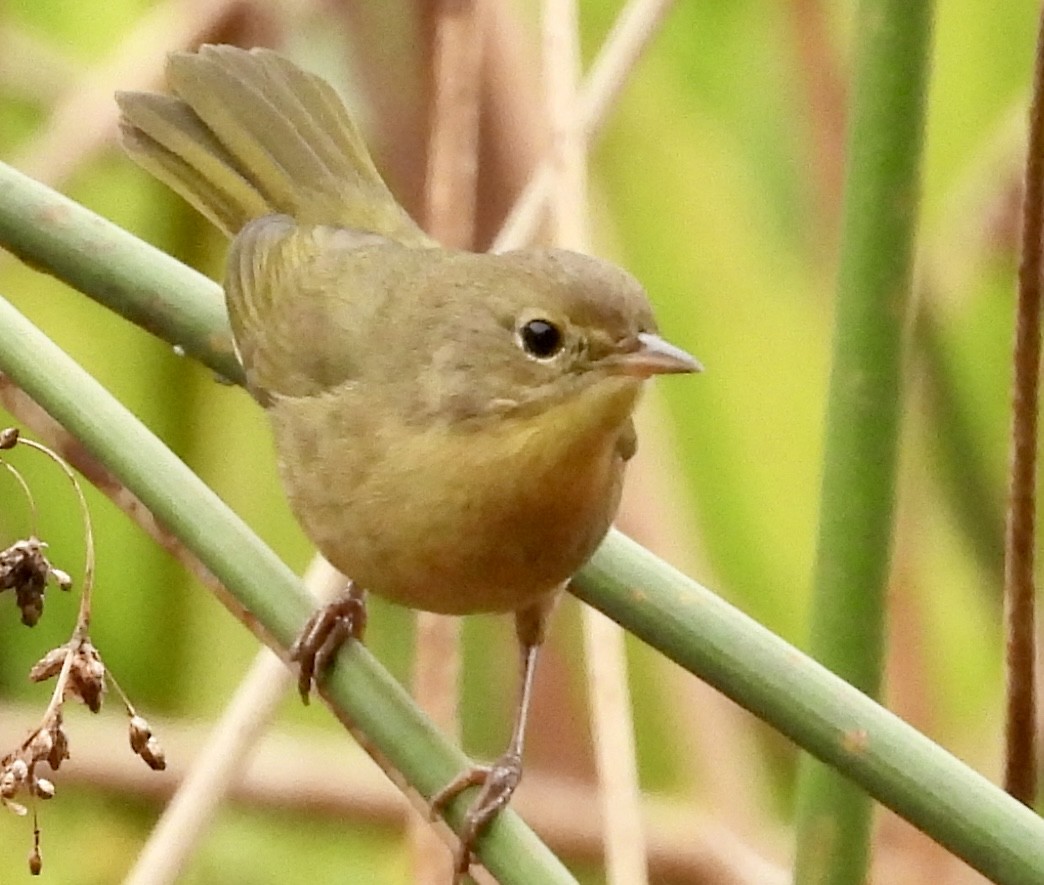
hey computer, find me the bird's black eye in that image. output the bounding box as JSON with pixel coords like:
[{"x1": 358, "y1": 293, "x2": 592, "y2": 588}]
[{"x1": 518, "y1": 318, "x2": 564, "y2": 359}]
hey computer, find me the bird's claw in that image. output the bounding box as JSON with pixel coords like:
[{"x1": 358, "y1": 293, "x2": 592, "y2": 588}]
[
  {"x1": 430, "y1": 751, "x2": 523, "y2": 881},
  {"x1": 288, "y1": 581, "x2": 366, "y2": 702}
]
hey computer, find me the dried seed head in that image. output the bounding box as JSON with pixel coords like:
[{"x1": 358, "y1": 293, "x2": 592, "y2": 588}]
[
  {"x1": 1, "y1": 760, "x2": 26, "y2": 799},
  {"x1": 46, "y1": 724, "x2": 69, "y2": 771},
  {"x1": 128, "y1": 716, "x2": 166, "y2": 770},
  {"x1": 69, "y1": 640, "x2": 106, "y2": 713},
  {"x1": 0, "y1": 753, "x2": 36, "y2": 815},
  {"x1": 0, "y1": 539, "x2": 45, "y2": 589},
  {"x1": 4, "y1": 758, "x2": 29, "y2": 788},
  {"x1": 0, "y1": 538, "x2": 70, "y2": 627},
  {"x1": 128, "y1": 716, "x2": 150, "y2": 755},
  {"x1": 0, "y1": 427, "x2": 19, "y2": 449},
  {"x1": 33, "y1": 778, "x2": 54, "y2": 800},
  {"x1": 141, "y1": 737, "x2": 166, "y2": 772},
  {"x1": 28, "y1": 844, "x2": 41, "y2": 875},
  {"x1": 28, "y1": 647, "x2": 68, "y2": 683},
  {"x1": 27, "y1": 730, "x2": 52, "y2": 763}
]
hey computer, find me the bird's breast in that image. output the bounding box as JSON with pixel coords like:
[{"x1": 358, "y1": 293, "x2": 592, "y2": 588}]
[{"x1": 269, "y1": 378, "x2": 641, "y2": 614}]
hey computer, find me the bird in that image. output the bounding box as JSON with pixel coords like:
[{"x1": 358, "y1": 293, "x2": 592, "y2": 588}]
[{"x1": 116, "y1": 43, "x2": 699, "y2": 880}]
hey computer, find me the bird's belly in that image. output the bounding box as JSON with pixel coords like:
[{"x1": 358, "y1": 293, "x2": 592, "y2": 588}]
[{"x1": 270, "y1": 396, "x2": 627, "y2": 615}]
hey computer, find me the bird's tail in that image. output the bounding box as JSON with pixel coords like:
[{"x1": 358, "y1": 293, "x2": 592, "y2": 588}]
[{"x1": 116, "y1": 44, "x2": 427, "y2": 244}]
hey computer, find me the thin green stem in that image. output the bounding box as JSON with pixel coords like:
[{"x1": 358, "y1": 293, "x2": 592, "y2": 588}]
[{"x1": 793, "y1": 2, "x2": 933, "y2": 883}]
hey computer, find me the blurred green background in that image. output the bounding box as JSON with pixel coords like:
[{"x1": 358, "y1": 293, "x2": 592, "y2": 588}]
[{"x1": 0, "y1": 1, "x2": 1037, "y2": 882}]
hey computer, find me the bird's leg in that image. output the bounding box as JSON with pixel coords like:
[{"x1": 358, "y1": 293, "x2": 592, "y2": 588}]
[
  {"x1": 430, "y1": 642, "x2": 538, "y2": 879},
  {"x1": 288, "y1": 579, "x2": 367, "y2": 702},
  {"x1": 430, "y1": 596, "x2": 556, "y2": 880}
]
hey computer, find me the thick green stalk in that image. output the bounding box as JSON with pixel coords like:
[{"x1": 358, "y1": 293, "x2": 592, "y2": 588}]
[
  {"x1": 793, "y1": 2, "x2": 933, "y2": 883},
  {"x1": 0, "y1": 164, "x2": 241, "y2": 385},
  {"x1": 7, "y1": 159, "x2": 1044, "y2": 883},
  {"x1": 576, "y1": 538, "x2": 1044, "y2": 885}
]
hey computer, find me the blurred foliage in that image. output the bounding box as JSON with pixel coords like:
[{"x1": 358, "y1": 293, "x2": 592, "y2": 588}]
[{"x1": 0, "y1": 0, "x2": 1039, "y2": 881}]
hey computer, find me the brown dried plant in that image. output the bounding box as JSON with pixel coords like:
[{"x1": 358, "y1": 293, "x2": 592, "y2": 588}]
[{"x1": 0, "y1": 427, "x2": 165, "y2": 875}]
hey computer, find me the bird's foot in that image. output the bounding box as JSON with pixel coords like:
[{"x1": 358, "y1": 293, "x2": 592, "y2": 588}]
[
  {"x1": 288, "y1": 580, "x2": 366, "y2": 702},
  {"x1": 429, "y1": 751, "x2": 523, "y2": 881}
]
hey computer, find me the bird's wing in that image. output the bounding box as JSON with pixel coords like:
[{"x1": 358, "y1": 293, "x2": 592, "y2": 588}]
[{"x1": 224, "y1": 214, "x2": 422, "y2": 401}]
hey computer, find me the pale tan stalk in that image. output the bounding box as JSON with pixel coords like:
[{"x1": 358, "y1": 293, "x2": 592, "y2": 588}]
[
  {"x1": 542, "y1": 2, "x2": 648, "y2": 883},
  {"x1": 411, "y1": 1, "x2": 486, "y2": 881},
  {"x1": 494, "y1": 0, "x2": 677, "y2": 252}
]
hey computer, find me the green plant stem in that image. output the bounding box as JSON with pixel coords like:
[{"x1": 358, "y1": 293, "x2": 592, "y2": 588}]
[
  {"x1": 792, "y1": 2, "x2": 933, "y2": 883},
  {"x1": 575, "y1": 538, "x2": 1044, "y2": 885},
  {"x1": 0, "y1": 291, "x2": 574, "y2": 885},
  {"x1": 0, "y1": 163, "x2": 241, "y2": 385},
  {"x1": 5, "y1": 161, "x2": 1044, "y2": 883}
]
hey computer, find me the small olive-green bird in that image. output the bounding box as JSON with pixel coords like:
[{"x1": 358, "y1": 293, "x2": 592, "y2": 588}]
[{"x1": 117, "y1": 44, "x2": 698, "y2": 878}]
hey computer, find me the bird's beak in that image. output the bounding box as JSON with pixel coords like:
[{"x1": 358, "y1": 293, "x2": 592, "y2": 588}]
[{"x1": 613, "y1": 332, "x2": 703, "y2": 377}]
